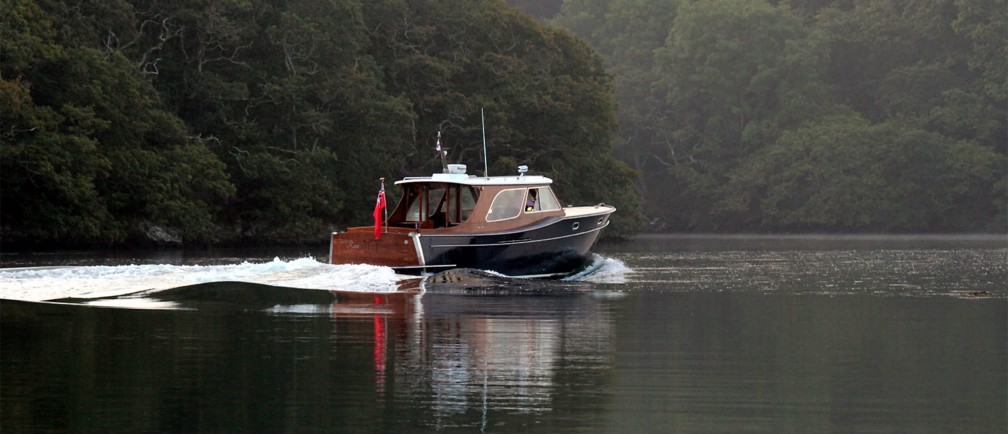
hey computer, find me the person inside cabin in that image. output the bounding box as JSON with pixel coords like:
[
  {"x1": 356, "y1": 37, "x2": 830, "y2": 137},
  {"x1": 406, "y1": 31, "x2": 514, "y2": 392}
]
[{"x1": 525, "y1": 189, "x2": 538, "y2": 212}]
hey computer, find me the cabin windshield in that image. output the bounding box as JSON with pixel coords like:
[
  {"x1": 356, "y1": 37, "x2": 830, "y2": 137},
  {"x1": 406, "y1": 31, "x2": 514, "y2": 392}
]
[
  {"x1": 524, "y1": 186, "x2": 561, "y2": 213},
  {"x1": 487, "y1": 189, "x2": 526, "y2": 221},
  {"x1": 394, "y1": 183, "x2": 479, "y2": 228}
]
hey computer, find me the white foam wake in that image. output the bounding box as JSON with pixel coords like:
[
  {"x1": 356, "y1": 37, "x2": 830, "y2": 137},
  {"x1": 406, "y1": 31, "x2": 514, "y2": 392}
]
[
  {"x1": 0, "y1": 257, "x2": 399, "y2": 302},
  {"x1": 563, "y1": 255, "x2": 630, "y2": 284}
]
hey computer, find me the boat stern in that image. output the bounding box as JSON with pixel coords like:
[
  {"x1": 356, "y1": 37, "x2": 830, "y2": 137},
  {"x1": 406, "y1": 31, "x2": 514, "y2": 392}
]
[{"x1": 329, "y1": 228, "x2": 421, "y2": 269}]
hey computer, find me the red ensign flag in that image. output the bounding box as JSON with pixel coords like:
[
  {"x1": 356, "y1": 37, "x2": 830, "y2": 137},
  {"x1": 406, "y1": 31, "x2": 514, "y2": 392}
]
[{"x1": 373, "y1": 182, "x2": 385, "y2": 239}]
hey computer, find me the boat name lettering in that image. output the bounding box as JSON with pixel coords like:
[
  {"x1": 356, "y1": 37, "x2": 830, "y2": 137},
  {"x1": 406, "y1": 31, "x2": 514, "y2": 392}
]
[{"x1": 334, "y1": 238, "x2": 383, "y2": 252}]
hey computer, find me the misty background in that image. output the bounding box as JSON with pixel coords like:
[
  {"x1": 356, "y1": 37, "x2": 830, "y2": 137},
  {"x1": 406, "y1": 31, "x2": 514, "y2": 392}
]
[{"x1": 2, "y1": 0, "x2": 1004, "y2": 248}]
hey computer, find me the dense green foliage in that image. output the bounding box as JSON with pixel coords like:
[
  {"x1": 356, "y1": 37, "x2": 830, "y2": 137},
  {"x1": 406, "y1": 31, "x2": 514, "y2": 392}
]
[
  {"x1": 548, "y1": 0, "x2": 1006, "y2": 232},
  {"x1": 1, "y1": 0, "x2": 644, "y2": 247},
  {"x1": 4, "y1": 0, "x2": 1004, "y2": 248},
  {"x1": 1, "y1": 0, "x2": 235, "y2": 245}
]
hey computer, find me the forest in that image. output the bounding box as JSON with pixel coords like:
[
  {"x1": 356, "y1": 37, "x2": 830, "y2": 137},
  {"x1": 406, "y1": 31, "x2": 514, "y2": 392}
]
[
  {"x1": 2, "y1": 0, "x2": 642, "y2": 247},
  {"x1": 516, "y1": 0, "x2": 1006, "y2": 233},
  {"x1": 1, "y1": 0, "x2": 1004, "y2": 248}
]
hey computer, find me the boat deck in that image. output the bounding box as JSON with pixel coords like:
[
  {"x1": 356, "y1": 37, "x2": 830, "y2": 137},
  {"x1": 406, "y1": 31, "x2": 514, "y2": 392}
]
[{"x1": 563, "y1": 205, "x2": 614, "y2": 218}]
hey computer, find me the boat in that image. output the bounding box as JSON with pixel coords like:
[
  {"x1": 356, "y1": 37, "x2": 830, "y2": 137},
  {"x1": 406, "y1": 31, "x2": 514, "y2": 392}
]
[{"x1": 329, "y1": 164, "x2": 615, "y2": 277}]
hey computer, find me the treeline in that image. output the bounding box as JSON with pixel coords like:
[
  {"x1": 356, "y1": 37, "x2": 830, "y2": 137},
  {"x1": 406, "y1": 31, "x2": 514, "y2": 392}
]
[
  {"x1": 514, "y1": 0, "x2": 1006, "y2": 232},
  {"x1": 1, "y1": 0, "x2": 644, "y2": 247}
]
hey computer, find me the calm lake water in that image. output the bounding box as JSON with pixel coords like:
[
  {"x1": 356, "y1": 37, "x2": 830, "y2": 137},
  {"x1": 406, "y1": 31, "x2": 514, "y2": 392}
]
[{"x1": 2, "y1": 235, "x2": 1005, "y2": 433}]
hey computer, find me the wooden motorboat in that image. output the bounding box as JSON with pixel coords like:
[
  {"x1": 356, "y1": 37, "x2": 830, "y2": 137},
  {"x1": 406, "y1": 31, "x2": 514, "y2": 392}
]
[{"x1": 329, "y1": 164, "x2": 615, "y2": 277}]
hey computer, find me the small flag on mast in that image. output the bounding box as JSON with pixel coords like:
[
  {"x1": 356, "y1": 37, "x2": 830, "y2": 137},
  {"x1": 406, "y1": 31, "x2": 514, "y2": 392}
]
[
  {"x1": 373, "y1": 180, "x2": 385, "y2": 239},
  {"x1": 436, "y1": 131, "x2": 447, "y2": 173}
]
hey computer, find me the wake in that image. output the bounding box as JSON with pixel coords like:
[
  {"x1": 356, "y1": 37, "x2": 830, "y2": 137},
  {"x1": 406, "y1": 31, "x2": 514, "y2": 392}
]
[
  {"x1": 0, "y1": 254, "x2": 630, "y2": 304},
  {"x1": 0, "y1": 257, "x2": 398, "y2": 302}
]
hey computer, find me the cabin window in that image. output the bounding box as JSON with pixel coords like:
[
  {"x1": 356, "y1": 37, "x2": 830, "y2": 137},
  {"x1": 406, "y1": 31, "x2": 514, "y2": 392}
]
[
  {"x1": 457, "y1": 186, "x2": 478, "y2": 223},
  {"x1": 396, "y1": 183, "x2": 482, "y2": 227},
  {"x1": 487, "y1": 188, "x2": 525, "y2": 221},
  {"x1": 404, "y1": 187, "x2": 422, "y2": 222},
  {"x1": 426, "y1": 187, "x2": 447, "y2": 227},
  {"x1": 427, "y1": 187, "x2": 445, "y2": 218},
  {"x1": 525, "y1": 187, "x2": 561, "y2": 212}
]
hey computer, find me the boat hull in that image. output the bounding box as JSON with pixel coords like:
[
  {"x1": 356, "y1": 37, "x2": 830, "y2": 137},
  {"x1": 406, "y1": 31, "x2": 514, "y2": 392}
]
[
  {"x1": 330, "y1": 207, "x2": 614, "y2": 277},
  {"x1": 418, "y1": 211, "x2": 611, "y2": 277}
]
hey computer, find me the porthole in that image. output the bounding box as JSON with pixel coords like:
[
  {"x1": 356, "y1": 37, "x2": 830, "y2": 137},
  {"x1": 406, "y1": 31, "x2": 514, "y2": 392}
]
[{"x1": 572, "y1": 222, "x2": 580, "y2": 231}]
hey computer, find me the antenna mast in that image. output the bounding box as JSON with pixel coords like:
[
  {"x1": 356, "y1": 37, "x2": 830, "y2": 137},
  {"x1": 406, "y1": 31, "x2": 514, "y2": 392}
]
[{"x1": 481, "y1": 108, "x2": 488, "y2": 177}]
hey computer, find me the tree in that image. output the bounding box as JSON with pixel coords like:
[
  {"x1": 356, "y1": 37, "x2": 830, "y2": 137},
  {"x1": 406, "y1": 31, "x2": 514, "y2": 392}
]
[
  {"x1": 1, "y1": 0, "x2": 234, "y2": 246},
  {"x1": 644, "y1": 0, "x2": 829, "y2": 229},
  {"x1": 2, "y1": 0, "x2": 643, "y2": 246},
  {"x1": 505, "y1": 0, "x2": 564, "y2": 20},
  {"x1": 119, "y1": 0, "x2": 416, "y2": 243},
  {"x1": 363, "y1": 0, "x2": 644, "y2": 236},
  {"x1": 553, "y1": 0, "x2": 1005, "y2": 232},
  {"x1": 726, "y1": 112, "x2": 1004, "y2": 231},
  {"x1": 555, "y1": 0, "x2": 683, "y2": 210}
]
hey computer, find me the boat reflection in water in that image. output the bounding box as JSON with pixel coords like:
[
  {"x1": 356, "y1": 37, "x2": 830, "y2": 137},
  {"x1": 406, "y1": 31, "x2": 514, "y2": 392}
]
[{"x1": 325, "y1": 273, "x2": 615, "y2": 428}]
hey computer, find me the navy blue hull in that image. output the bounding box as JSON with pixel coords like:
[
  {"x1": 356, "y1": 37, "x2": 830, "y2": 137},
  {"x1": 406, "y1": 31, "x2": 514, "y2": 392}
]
[{"x1": 407, "y1": 212, "x2": 612, "y2": 277}]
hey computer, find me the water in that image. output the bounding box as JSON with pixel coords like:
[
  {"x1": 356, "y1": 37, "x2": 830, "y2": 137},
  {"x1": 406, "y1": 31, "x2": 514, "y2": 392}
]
[{"x1": 1, "y1": 235, "x2": 1005, "y2": 432}]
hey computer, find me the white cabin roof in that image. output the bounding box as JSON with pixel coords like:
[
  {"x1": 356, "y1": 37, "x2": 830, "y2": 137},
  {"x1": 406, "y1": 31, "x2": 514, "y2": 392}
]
[{"x1": 396, "y1": 172, "x2": 553, "y2": 187}]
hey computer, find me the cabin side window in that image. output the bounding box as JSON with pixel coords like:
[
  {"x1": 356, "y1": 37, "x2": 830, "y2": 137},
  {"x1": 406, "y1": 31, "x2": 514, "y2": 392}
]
[
  {"x1": 403, "y1": 186, "x2": 422, "y2": 222},
  {"x1": 427, "y1": 187, "x2": 445, "y2": 218},
  {"x1": 457, "y1": 186, "x2": 478, "y2": 223},
  {"x1": 394, "y1": 184, "x2": 480, "y2": 228},
  {"x1": 427, "y1": 187, "x2": 449, "y2": 227},
  {"x1": 527, "y1": 187, "x2": 561, "y2": 212},
  {"x1": 487, "y1": 188, "x2": 525, "y2": 221}
]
